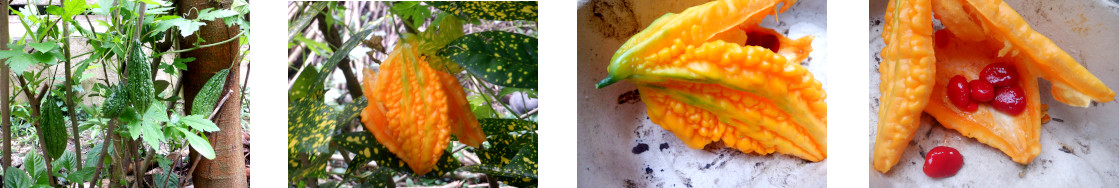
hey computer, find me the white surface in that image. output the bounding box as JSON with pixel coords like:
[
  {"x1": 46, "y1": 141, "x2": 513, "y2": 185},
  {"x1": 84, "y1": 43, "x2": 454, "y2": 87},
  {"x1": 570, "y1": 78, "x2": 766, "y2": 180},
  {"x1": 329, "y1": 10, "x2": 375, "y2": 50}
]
[
  {"x1": 868, "y1": 0, "x2": 1119, "y2": 187},
  {"x1": 577, "y1": 0, "x2": 827, "y2": 187}
]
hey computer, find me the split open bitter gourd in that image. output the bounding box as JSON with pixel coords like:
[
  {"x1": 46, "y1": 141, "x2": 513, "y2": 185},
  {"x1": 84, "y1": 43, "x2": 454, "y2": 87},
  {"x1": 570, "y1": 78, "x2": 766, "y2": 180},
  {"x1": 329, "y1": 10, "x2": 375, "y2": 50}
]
[
  {"x1": 873, "y1": 0, "x2": 1115, "y2": 172},
  {"x1": 873, "y1": 0, "x2": 936, "y2": 173},
  {"x1": 932, "y1": 0, "x2": 1115, "y2": 106},
  {"x1": 359, "y1": 39, "x2": 485, "y2": 175},
  {"x1": 596, "y1": 0, "x2": 827, "y2": 161},
  {"x1": 924, "y1": 30, "x2": 1041, "y2": 164}
]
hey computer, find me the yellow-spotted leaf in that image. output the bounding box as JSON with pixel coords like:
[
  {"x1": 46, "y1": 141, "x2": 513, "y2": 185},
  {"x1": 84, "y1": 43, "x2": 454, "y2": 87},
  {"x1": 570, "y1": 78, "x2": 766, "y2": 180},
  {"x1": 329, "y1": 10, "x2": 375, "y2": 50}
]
[
  {"x1": 480, "y1": 118, "x2": 537, "y2": 134},
  {"x1": 440, "y1": 31, "x2": 537, "y2": 89},
  {"x1": 287, "y1": 97, "x2": 335, "y2": 153},
  {"x1": 428, "y1": 1, "x2": 537, "y2": 21},
  {"x1": 461, "y1": 133, "x2": 537, "y2": 187},
  {"x1": 332, "y1": 132, "x2": 461, "y2": 177}
]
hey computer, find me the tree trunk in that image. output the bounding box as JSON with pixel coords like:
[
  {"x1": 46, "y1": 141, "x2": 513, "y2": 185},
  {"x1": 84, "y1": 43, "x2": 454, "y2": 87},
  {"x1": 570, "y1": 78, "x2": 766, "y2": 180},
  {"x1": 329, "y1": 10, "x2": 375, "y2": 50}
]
[
  {"x1": 176, "y1": 0, "x2": 247, "y2": 187},
  {"x1": 1, "y1": 0, "x2": 11, "y2": 172}
]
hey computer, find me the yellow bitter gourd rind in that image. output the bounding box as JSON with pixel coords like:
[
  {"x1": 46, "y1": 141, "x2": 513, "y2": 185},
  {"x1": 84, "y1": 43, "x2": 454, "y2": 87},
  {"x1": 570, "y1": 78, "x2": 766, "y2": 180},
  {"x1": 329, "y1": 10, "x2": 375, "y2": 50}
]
[
  {"x1": 639, "y1": 80, "x2": 824, "y2": 161},
  {"x1": 939, "y1": 0, "x2": 1114, "y2": 106},
  {"x1": 874, "y1": 0, "x2": 936, "y2": 173},
  {"x1": 597, "y1": 0, "x2": 797, "y2": 88},
  {"x1": 361, "y1": 42, "x2": 451, "y2": 175},
  {"x1": 628, "y1": 40, "x2": 826, "y2": 151},
  {"x1": 360, "y1": 39, "x2": 486, "y2": 175}
]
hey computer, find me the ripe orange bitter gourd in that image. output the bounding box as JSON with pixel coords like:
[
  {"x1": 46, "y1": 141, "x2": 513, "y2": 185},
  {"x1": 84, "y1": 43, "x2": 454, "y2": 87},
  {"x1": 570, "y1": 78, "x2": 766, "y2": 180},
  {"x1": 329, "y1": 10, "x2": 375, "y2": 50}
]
[
  {"x1": 874, "y1": 0, "x2": 936, "y2": 173},
  {"x1": 597, "y1": 0, "x2": 826, "y2": 161},
  {"x1": 359, "y1": 40, "x2": 485, "y2": 175}
]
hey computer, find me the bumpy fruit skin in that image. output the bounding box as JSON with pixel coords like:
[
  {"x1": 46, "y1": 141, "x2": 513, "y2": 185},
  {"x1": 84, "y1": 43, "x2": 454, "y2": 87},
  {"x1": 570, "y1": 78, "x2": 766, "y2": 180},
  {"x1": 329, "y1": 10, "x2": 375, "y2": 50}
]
[
  {"x1": 596, "y1": 0, "x2": 826, "y2": 161},
  {"x1": 100, "y1": 86, "x2": 127, "y2": 118},
  {"x1": 359, "y1": 40, "x2": 485, "y2": 175},
  {"x1": 933, "y1": 0, "x2": 1114, "y2": 106},
  {"x1": 874, "y1": 0, "x2": 936, "y2": 173},
  {"x1": 40, "y1": 96, "x2": 68, "y2": 160},
  {"x1": 126, "y1": 40, "x2": 154, "y2": 113},
  {"x1": 191, "y1": 69, "x2": 230, "y2": 117},
  {"x1": 924, "y1": 30, "x2": 1040, "y2": 164}
]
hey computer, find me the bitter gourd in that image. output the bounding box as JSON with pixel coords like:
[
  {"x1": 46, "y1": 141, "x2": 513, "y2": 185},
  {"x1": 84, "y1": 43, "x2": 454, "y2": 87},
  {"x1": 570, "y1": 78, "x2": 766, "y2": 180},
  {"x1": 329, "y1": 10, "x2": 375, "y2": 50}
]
[
  {"x1": 100, "y1": 86, "x2": 126, "y2": 118},
  {"x1": 596, "y1": 0, "x2": 826, "y2": 161},
  {"x1": 359, "y1": 39, "x2": 485, "y2": 175},
  {"x1": 191, "y1": 69, "x2": 230, "y2": 118},
  {"x1": 934, "y1": 0, "x2": 1115, "y2": 106},
  {"x1": 874, "y1": 0, "x2": 936, "y2": 173},
  {"x1": 924, "y1": 30, "x2": 1041, "y2": 164},
  {"x1": 126, "y1": 40, "x2": 154, "y2": 113},
  {"x1": 41, "y1": 96, "x2": 68, "y2": 160}
]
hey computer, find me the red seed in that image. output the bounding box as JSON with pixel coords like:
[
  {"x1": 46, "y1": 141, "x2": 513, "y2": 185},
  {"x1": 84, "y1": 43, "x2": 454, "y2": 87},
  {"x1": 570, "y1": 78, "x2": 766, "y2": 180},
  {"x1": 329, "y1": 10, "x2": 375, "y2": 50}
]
[
  {"x1": 991, "y1": 85, "x2": 1027, "y2": 115},
  {"x1": 923, "y1": 146, "x2": 964, "y2": 178},
  {"x1": 947, "y1": 75, "x2": 975, "y2": 112},
  {"x1": 980, "y1": 63, "x2": 1019, "y2": 87},
  {"x1": 969, "y1": 80, "x2": 995, "y2": 102}
]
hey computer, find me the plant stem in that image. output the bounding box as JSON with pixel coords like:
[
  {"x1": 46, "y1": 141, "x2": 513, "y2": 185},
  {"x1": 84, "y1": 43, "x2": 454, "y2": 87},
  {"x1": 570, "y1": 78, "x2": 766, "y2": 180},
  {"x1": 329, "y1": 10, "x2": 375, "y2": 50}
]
[
  {"x1": 61, "y1": 21, "x2": 86, "y2": 188},
  {"x1": 156, "y1": 31, "x2": 246, "y2": 56}
]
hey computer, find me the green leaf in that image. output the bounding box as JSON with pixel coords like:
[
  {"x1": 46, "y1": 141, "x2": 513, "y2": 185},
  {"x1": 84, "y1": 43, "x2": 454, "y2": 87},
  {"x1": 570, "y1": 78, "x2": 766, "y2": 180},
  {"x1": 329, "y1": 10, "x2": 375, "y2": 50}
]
[
  {"x1": 179, "y1": 115, "x2": 220, "y2": 132},
  {"x1": 476, "y1": 133, "x2": 530, "y2": 166},
  {"x1": 500, "y1": 134, "x2": 538, "y2": 187},
  {"x1": 90, "y1": 0, "x2": 113, "y2": 15},
  {"x1": 457, "y1": 164, "x2": 537, "y2": 187},
  {"x1": 5, "y1": 168, "x2": 32, "y2": 188},
  {"x1": 144, "y1": 101, "x2": 169, "y2": 122},
  {"x1": 335, "y1": 98, "x2": 367, "y2": 126},
  {"x1": 467, "y1": 94, "x2": 497, "y2": 118},
  {"x1": 4, "y1": 54, "x2": 34, "y2": 74},
  {"x1": 314, "y1": 24, "x2": 376, "y2": 84},
  {"x1": 480, "y1": 118, "x2": 537, "y2": 133},
  {"x1": 288, "y1": 152, "x2": 331, "y2": 183},
  {"x1": 154, "y1": 79, "x2": 170, "y2": 95},
  {"x1": 140, "y1": 120, "x2": 165, "y2": 149},
  {"x1": 23, "y1": 151, "x2": 46, "y2": 185},
  {"x1": 287, "y1": 97, "x2": 337, "y2": 153},
  {"x1": 292, "y1": 35, "x2": 332, "y2": 56},
  {"x1": 171, "y1": 18, "x2": 205, "y2": 37},
  {"x1": 49, "y1": 150, "x2": 77, "y2": 173},
  {"x1": 137, "y1": 0, "x2": 170, "y2": 6},
  {"x1": 332, "y1": 132, "x2": 462, "y2": 176},
  {"x1": 65, "y1": 168, "x2": 95, "y2": 183},
  {"x1": 361, "y1": 168, "x2": 396, "y2": 187},
  {"x1": 441, "y1": 31, "x2": 538, "y2": 89},
  {"x1": 429, "y1": 1, "x2": 537, "y2": 21},
  {"x1": 152, "y1": 171, "x2": 179, "y2": 188},
  {"x1": 197, "y1": 8, "x2": 239, "y2": 21},
  {"x1": 177, "y1": 127, "x2": 215, "y2": 159},
  {"x1": 28, "y1": 42, "x2": 57, "y2": 52},
  {"x1": 62, "y1": 0, "x2": 89, "y2": 18},
  {"x1": 288, "y1": 66, "x2": 323, "y2": 100},
  {"x1": 288, "y1": 2, "x2": 326, "y2": 39}
]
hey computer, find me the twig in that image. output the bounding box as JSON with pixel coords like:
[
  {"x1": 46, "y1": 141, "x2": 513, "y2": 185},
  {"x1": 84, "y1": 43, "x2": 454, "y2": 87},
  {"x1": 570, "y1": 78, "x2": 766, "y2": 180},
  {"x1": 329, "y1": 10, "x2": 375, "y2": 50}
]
[
  {"x1": 518, "y1": 108, "x2": 537, "y2": 119},
  {"x1": 157, "y1": 31, "x2": 246, "y2": 56}
]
